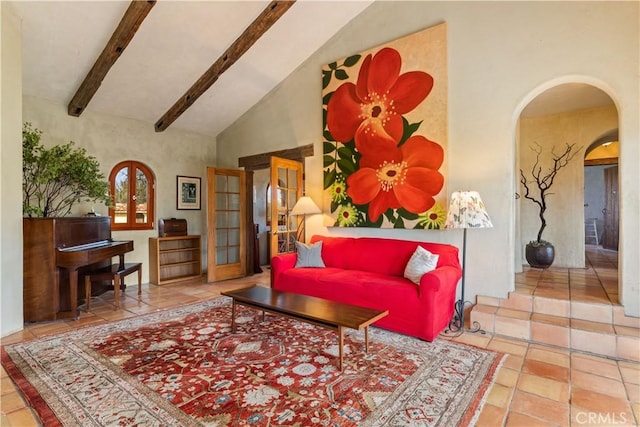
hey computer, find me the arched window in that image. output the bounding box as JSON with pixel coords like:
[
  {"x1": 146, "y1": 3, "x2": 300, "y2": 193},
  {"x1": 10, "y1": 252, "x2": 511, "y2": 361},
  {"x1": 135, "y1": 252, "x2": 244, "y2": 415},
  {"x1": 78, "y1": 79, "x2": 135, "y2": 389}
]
[{"x1": 109, "y1": 161, "x2": 155, "y2": 230}]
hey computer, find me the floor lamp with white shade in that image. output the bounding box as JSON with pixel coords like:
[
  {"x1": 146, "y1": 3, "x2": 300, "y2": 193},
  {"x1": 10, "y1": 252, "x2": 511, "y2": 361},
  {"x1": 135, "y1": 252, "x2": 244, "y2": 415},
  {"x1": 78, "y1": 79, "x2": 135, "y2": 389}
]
[
  {"x1": 443, "y1": 191, "x2": 493, "y2": 335},
  {"x1": 290, "y1": 196, "x2": 321, "y2": 243}
]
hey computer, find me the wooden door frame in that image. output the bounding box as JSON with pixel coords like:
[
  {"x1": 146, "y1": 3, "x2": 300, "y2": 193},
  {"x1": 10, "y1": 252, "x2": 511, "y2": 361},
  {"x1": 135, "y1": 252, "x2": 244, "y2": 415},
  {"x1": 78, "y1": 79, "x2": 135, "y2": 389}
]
[
  {"x1": 269, "y1": 157, "x2": 303, "y2": 258},
  {"x1": 602, "y1": 165, "x2": 619, "y2": 250},
  {"x1": 207, "y1": 167, "x2": 247, "y2": 282},
  {"x1": 237, "y1": 145, "x2": 314, "y2": 275}
]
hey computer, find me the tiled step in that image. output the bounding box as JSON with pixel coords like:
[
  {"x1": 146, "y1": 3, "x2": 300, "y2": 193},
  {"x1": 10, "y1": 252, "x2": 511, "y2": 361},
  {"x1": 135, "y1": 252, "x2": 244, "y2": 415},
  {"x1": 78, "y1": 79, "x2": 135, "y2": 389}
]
[{"x1": 470, "y1": 292, "x2": 640, "y2": 362}]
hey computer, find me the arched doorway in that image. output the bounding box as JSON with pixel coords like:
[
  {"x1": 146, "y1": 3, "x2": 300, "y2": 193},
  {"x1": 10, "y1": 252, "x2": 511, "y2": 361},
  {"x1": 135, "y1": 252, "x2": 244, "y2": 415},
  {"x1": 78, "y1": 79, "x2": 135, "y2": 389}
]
[{"x1": 515, "y1": 82, "x2": 619, "y2": 269}]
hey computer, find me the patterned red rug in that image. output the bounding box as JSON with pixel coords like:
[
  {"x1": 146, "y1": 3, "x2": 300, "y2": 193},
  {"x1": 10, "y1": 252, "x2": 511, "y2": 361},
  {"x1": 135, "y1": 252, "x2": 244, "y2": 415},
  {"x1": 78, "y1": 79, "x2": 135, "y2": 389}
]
[{"x1": 3, "y1": 297, "x2": 502, "y2": 426}]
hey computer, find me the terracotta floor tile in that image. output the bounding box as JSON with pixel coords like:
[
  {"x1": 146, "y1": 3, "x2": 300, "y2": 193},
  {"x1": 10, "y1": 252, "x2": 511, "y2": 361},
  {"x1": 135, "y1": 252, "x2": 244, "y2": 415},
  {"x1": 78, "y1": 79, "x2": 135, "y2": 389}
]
[
  {"x1": 517, "y1": 372, "x2": 570, "y2": 402},
  {"x1": 0, "y1": 391, "x2": 27, "y2": 414},
  {"x1": 571, "y1": 302, "x2": 612, "y2": 324},
  {"x1": 526, "y1": 346, "x2": 570, "y2": 368},
  {"x1": 570, "y1": 406, "x2": 636, "y2": 427},
  {"x1": 571, "y1": 387, "x2": 634, "y2": 415},
  {"x1": 617, "y1": 336, "x2": 640, "y2": 362},
  {"x1": 474, "y1": 403, "x2": 507, "y2": 427},
  {"x1": 25, "y1": 321, "x2": 74, "y2": 338},
  {"x1": 487, "y1": 337, "x2": 529, "y2": 357},
  {"x1": 4, "y1": 407, "x2": 39, "y2": 427},
  {"x1": 500, "y1": 293, "x2": 533, "y2": 311},
  {"x1": 486, "y1": 383, "x2": 514, "y2": 408},
  {"x1": 506, "y1": 411, "x2": 557, "y2": 427},
  {"x1": 625, "y1": 383, "x2": 640, "y2": 404},
  {"x1": 510, "y1": 390, "x2": 570, "y2": 426},
  {"x1": 618, "y1": 361, "x2": 640, "y2": 385},
  {"x1": 534, "y1": 287, "x2": 570, "y2": 300},
  {"x1": 502, "y1": 354, "x2": 525, "y2": 371},
  {"x1": 533, "y1": 297, "x2": 570, "y2": 317},
  {"x1": 571, "y1": 353, "x2": 621, "y2": 380},
  {"x1": 531, "y1": 320, "x2": 570, "y2": 347},
  {"x1": 496, "y1": 367, "x2": 520, "y2": 388},
  {"x1": 522, "y1": 359, "x2": 569, "y2": 382},
  {"x1": 571, "y1": 370, "x2": 627, "y2": 399},
  {"x1": 0, "y1": 330, "x2": 36, "y2": 345},
  {"x1": 571, "y1": 328, "x2": 617, "y2": 357},
  {"x1": 632, "y1": 402, "x2": 640, "y2": 426},
  {"x1": 1, "y1": 377, "x2": 17, "y2": 395}
]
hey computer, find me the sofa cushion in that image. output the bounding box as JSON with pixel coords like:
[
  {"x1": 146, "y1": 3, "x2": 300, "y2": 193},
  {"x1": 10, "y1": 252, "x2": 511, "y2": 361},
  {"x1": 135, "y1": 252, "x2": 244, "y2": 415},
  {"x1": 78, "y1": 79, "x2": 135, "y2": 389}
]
[
  {"x1": 294, "y1": 241, "x2": 325, "y2": 268},
  {"x1": 404, "y1": 246, "x2": 439, "y2": 284},
  {"x1": 278, "y1": 268, "x2": 418, "y2": 311},
  {"x1": 310, "y1": 235, "x2": 461, "y2": 275},
  {"x1": 310, "y1": 236, "x2": 355, "y2": 270}
]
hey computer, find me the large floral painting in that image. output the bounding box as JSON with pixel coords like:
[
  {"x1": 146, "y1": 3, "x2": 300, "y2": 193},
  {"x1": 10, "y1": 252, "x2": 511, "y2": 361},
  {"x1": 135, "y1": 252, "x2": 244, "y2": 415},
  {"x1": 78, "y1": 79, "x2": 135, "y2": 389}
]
[{"x1": 322, "y1": 23, "x2": 448, "y2": 229}]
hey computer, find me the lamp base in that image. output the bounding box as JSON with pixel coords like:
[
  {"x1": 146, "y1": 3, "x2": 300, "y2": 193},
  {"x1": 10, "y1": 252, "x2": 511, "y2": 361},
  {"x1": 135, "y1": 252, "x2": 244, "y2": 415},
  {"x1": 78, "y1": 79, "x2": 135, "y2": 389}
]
[{"x1": 443, "y1": 299, "x2": 486, "y2": 336}]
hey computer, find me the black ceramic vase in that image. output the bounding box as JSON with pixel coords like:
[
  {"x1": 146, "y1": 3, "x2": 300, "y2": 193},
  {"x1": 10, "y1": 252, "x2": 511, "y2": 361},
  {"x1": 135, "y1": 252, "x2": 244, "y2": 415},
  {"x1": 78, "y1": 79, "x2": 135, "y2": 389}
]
[{"x1": 525, "y1": 242, "x2": 555, "y2": 269}]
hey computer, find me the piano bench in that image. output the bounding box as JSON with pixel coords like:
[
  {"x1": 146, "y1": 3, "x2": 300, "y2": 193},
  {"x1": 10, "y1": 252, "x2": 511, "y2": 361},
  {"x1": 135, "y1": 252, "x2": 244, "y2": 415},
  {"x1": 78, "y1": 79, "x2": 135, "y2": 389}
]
[{"x1": 84, "y1": 262, "x2": 142, "y2": 311}]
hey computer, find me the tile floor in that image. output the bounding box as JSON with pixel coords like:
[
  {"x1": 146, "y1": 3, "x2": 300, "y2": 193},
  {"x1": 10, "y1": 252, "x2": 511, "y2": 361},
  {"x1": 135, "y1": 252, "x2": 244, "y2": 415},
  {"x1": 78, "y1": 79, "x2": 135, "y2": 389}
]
[{"x1": 2, "y1": 248, "x2": 639, "y2": 426}]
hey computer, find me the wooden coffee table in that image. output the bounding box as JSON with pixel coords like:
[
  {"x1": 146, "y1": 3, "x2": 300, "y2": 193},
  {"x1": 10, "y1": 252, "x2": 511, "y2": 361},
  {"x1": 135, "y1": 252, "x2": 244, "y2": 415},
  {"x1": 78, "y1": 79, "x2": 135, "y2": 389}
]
[{"x1": 221, "y1": 286, "x2": 388, "y2": 371}]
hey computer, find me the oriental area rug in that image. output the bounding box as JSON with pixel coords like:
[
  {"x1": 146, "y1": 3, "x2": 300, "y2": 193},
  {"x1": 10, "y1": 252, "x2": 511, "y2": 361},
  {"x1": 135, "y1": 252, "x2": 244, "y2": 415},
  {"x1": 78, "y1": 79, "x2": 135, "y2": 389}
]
[{"x1": 2, "y1": 297, "x2": 503, "y2": 426}]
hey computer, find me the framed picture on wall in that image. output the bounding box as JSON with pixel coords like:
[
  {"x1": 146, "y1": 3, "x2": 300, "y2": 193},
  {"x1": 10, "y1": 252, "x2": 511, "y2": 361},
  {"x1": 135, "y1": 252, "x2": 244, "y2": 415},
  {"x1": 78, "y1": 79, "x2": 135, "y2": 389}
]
[{"x1": 177, "y1": 175, "x2": 201, "y2": 210}]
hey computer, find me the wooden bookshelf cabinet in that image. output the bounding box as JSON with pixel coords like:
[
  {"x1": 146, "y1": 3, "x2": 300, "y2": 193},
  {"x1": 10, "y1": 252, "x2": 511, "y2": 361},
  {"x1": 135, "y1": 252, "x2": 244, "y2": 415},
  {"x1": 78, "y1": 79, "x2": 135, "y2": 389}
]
[{"x1": 149, "y1": 235, "x2": 202, "y2": 285}]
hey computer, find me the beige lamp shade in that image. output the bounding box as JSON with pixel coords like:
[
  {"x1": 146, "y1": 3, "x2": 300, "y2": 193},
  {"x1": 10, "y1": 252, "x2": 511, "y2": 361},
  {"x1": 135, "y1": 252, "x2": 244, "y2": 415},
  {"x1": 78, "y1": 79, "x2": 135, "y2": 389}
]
[
  {"x1": 290, "y1": 196, "x2": 321, "y2": 216},
  {"x1": 444, "y1": 191, "x2": 493, "y2": 229}
]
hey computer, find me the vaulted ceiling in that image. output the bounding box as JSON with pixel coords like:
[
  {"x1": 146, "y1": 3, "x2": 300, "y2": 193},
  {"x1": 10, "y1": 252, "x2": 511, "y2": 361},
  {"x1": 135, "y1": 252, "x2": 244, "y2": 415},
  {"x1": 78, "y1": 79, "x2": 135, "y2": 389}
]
[
  {"x1": 11, "y1": 1, "x2": 615, "y2": 140},
  {"x1": 11, "y1": 0, "x2": 372, "y2": 138}
]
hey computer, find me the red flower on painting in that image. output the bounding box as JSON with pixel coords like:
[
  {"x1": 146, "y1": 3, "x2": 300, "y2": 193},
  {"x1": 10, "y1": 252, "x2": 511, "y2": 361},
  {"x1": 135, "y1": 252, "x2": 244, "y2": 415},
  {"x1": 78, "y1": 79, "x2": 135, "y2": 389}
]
[
  {"x1": 346, "y1": 135, "x2": 444, "y2": 222},
  {"x1": 327, "y1": 47, "x2": 434, "y2": 146}
]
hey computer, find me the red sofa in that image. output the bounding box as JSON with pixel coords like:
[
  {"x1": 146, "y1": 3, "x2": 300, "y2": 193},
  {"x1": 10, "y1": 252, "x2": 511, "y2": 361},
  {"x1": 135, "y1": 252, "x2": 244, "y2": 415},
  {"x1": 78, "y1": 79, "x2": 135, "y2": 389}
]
[{"x1": 271, "y1": 235, "x2": 462, "y2": 341}]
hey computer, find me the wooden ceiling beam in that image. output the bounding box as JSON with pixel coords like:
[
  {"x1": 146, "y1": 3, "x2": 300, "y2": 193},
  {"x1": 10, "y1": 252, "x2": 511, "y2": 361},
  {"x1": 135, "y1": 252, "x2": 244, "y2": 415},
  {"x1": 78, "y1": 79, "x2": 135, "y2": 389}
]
[
  {"x1": 67, "y1": 1, "x2": 156, "y2": 117},
  {"x1": 154, "y1": 0, "x2": 296, "y2": 133},
  {"x1": 238, "y1": 144, "x2": 314, "y2": 171}
]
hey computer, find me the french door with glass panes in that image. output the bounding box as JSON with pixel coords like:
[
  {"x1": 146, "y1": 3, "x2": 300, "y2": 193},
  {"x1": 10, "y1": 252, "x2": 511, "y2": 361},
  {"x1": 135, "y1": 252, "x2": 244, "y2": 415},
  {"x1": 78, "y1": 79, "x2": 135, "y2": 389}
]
[
  {"x1": 270, "y1": 157, "x2": 303, "y2": 258},
  {"x1": 207, "y1": 168, "x2": 246, "y2": 282}
]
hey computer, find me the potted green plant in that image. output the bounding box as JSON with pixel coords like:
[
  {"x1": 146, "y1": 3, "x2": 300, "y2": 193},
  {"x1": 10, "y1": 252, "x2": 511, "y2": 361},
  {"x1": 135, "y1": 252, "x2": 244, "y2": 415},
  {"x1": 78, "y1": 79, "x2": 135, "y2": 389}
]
[
  {"x1": 22, "y1": 122, "x2": 111, "y2": 217},
  {"x1": 519, "y1": 142, "x2": 579, "y2": 268}
]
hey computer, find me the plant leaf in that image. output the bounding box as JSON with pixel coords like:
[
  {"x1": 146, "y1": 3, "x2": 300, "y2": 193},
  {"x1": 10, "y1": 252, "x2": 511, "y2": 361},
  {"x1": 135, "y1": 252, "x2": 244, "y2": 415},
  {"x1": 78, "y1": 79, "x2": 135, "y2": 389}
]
[
  {"x1": 323, "y1": 141, "x2": 336, "y2": 154},
  {"x1": 337, "y1": 158, "x2": 356, "y2": 175},
  {"x1": 343, "y1": 54, "x2": 361, "y2": 67},
  {"x1": 399, "y1": 117, "x2": 423, "y2": 146},
  {"x1": 323, "y1": 130, "x2": 334, "y2": 142},
  {"x1": 323, "y1": 155, "x2": 335, "y2": 167},
  {"x1": 335, "y1": 69, "x2": 349, "y2": 80},
  {"x1": 397, "y1": 207, "x2": 418, "y2": 220},
  {"x1": 337, "y1": 146, "x2": 353, "y2": 160},
  {"x1": 324, "y1": 168, "x2": 336, "y2": 190}
]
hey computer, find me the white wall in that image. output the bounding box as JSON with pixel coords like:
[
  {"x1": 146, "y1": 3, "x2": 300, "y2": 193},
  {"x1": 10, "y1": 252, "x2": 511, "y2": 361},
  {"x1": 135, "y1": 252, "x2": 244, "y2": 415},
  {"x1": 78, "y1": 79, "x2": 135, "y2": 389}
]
[
  {"x1": 22, "y1": 96, "x2": 216, "y2": 285},
  {"x1": 1, "y1": 3, "x2": 24, "y2": 336},
  {"x1": 216, "y1": 1, "x2": 640, "y2": 316}
]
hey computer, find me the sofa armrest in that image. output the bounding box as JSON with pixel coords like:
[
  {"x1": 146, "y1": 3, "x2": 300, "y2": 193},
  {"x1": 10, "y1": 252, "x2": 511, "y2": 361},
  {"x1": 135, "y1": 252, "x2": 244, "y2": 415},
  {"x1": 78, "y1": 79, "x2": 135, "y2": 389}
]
[
  {"x1": 418, "y1": 265, "x2": 462, "y2": 294},
  {"x1": 270, "y1": 253, "x2": 297, "y2": 288}
]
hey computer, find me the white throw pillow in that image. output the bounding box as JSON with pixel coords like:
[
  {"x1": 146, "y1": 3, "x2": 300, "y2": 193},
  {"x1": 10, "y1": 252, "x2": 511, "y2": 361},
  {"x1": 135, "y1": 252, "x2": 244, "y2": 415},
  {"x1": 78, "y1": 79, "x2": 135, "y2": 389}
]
[
  {"x1": 294, "y1": 241, "x2": 326, "y2": 268},
  {"x1": 403, "y1": 246, "x2": 439, "y2": 285}
]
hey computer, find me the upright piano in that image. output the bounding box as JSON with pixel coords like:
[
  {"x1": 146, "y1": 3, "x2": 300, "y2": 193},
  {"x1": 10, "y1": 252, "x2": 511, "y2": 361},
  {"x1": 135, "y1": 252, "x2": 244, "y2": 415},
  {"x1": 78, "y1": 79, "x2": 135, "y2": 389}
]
[{"x1": 23, "y1": 217, "x2": 133, "y2": 322}]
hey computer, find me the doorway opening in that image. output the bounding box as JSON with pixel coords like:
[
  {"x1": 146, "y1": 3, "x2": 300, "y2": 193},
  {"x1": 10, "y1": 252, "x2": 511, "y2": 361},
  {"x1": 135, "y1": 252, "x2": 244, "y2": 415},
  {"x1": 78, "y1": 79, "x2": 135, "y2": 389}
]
[
  {"x1": 238, "y1": 144, "x2": 314, "y2": 268},
  {"x1": 584, "y1": 130, "x2": 619, "y2": 251},
  {"x1": 516, "y1": 82, "x2": 619, "y2": 270}
]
